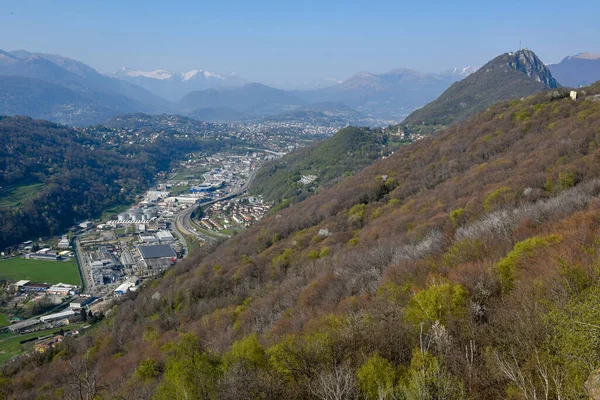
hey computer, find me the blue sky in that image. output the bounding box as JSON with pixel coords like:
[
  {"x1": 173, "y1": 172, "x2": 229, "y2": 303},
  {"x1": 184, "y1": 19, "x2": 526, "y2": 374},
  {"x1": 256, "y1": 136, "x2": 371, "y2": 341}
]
[{"x1": 0, "y1": 0, "x2": 598, "y2": 83}]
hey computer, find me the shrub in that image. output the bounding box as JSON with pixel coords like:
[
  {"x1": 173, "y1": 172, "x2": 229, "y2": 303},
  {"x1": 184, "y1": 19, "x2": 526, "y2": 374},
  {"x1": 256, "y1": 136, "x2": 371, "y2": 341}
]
[
  {"x1": 496, "y1": 234, "x2": 562, "y2": 292},
  {"x1": 483, "y1": 186, "x2": 511, "y2": 212},
  {"x1": 449, "y1": 208, "x2": 465, "y2": 228},
  {"x1": 272, "y1": 249, "x2": 294, "y2": 271},
  {"x1": 136, "y1": 358, "x2": 162, "y2": 381}
]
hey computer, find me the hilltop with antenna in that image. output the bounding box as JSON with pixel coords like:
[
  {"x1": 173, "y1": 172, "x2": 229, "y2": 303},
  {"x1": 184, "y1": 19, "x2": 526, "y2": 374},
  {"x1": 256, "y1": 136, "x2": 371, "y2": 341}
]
[{"x1": 402, "y1": 48, "x2": 559, "y2": 132}]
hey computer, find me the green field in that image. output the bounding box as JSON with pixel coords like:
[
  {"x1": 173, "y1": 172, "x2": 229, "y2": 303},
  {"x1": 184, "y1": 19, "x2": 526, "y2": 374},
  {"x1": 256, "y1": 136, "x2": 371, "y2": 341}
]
[
  {"x1": 0, "y1": 314, "x2": 9, "y2": 328},
  {"x1": 170, "y1": 184, "x2": 192, "y2": 195},
  {"x1": 0, "y1": 323, "x2": 85, "y2": 364},
  {"x1": 101, "y1": 202, "x2": 131, "y2": 222},
  {"x1": 0, "y1": 258, "x2": 81, "y2": 285},
  {"x1": 171, "y1": 167, "x2": 207, "y2": 181},
  {"x1": 0, "y1": 182, "x2": 44, "y2": 208}
]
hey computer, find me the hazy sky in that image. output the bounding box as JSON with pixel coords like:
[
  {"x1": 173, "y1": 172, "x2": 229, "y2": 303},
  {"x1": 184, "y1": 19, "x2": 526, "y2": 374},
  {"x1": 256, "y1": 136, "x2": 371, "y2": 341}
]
[{"x1": 0, "y1": 0, "x2": 598, "y2": 84}]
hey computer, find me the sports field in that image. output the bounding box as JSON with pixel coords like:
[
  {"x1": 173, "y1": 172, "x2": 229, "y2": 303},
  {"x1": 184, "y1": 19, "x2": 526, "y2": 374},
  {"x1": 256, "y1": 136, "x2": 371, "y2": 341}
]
[{"x1": 0, "y1": 258, "x2": 81, "y2": 285}]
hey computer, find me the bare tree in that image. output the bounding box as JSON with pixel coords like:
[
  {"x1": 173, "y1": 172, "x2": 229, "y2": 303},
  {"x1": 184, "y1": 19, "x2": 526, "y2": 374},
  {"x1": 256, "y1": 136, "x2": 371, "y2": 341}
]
[
  {"x1": 309, "y1": 364, "x2": 358, "y2": 400},
  {"x1": 62, "y1": 356, "x2": 106, "y2": 400}
]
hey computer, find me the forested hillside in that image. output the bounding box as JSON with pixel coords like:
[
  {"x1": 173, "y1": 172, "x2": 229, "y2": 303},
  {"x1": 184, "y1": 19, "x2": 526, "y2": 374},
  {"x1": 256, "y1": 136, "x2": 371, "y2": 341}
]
[
  {"x1": 5, "y1": 83, "x2": 600, "y2": 399},
  {"x1": 249, "y1": 126, "x2": 404, "y2": 206},
  {"x1": 0, "y1": 116, "x2": 229, "y2": 248},
  {"x1": 403, "y1": 49, "x2": 559, "y2": 134}
]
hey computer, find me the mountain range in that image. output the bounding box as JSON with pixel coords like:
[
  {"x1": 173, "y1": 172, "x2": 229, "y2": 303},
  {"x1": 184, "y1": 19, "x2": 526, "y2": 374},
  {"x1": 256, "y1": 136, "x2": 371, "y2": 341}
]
[
  {"x1": 116, "y1": 65, "x2": 480, "y2": 121},
  {"x1": 292, "y1": 68, "x2": 473, "y2": 120},
  {"x1": 0, "y1": 49, "x2": 172, "y2": 125},
  {"x1": 0, "y1": 48, "x2": 597, "y2": 126},
  {"x1": 111, "y1": 67, "x2": 248, "y2": 101}
]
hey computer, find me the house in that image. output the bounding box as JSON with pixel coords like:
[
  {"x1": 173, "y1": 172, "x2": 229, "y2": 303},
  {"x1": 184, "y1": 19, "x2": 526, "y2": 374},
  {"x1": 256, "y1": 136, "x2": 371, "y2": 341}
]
[{"x1": 570, "y1": 90, "x2": 578, "y2": 101}]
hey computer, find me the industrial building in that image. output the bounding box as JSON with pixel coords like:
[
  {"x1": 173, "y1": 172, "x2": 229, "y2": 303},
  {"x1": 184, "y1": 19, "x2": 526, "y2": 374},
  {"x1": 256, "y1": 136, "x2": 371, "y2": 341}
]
[
  {"x1": 57, "y1": 235, "x2": 71, "y2": 249},
  {"x1": 7, "y1": 319, "x2": 41, "y2": 333},
  {"x1": 20, "y1": 283, "x2": 51, "y2": 292},
  {"x1": 69, "y1": 297, "x2": 95, "y2": 309},
  {"x1": 114, "y1": 276, "x2": 139, "y2": 295},
  {"x1": 47, "y1": 283, "x2": 79, "y2": 296},
  {"x1": 164, "y1": 196, "x2": 199, "y2": 204},
  {"x1": 26, "y1": 252, "x2": 60, "y2": 261},
  {"x1": 40, "y1": 310, "x2": 76, "y2": 323},
  {"x1": 155, "y1": 230, "x2": 175, "y2": 243},
  {"x1": 139, "y1": 233, "x2": 159, "y2": 244},
  {"x1": 139, "y1": 244, "x2": 177, "y2": 272},
  {"x1": 120, "y1": 250, "x2": 136, "y2": 268}
]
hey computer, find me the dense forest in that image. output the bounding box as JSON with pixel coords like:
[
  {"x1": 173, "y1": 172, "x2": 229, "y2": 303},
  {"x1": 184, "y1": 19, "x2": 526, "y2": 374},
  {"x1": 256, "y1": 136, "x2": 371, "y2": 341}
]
[
  {"x1": 250, "y1": 126, "x2": 404, "y2": 207},
  {"x1": 4, "y1": 83, "x2": 600, "y2": 399},
  {"x1": 0, "y1": 116, "x2": 233, "y2": 248}
]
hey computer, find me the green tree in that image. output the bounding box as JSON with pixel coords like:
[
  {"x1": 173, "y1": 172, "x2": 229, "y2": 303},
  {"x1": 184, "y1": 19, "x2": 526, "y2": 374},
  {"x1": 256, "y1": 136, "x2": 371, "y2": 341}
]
[
  {"x1": 154, "y1": 334, "x2": 222, "y2": 400},
  {"x1": 405, "y1": 282, "x2": 468, "y2": 326},
  {"x1": 496, "y1": 234, "x2": 561, "y2": 292},
  {"x1": 357, "y1": 353, "x2": 398, "y2": 399},
  {"x1": 402, "y1": 349, "x2": 466, "y2": 400},
  {"x1": 223, "y1": 333, "x2": 268, "y2": 370},
  {"x1": 546, "y1": 283, "x2": 600, "y2": 397}
]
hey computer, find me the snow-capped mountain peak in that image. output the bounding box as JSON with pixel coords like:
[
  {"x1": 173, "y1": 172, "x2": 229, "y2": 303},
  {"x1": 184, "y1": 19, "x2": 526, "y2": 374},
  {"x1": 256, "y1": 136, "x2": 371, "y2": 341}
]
[
  {"x1": 569, "y1": 52, "x2": 600, "y2": 61},
  {"x1": 181, "y1": 69, "x2": 225, "y2": 81},
  {"x1": 116, "y1": 66, "x2": 174, "y2": 80},
  {"x1": 447, "y1": 66, "x2": 480, "y2": 76}
]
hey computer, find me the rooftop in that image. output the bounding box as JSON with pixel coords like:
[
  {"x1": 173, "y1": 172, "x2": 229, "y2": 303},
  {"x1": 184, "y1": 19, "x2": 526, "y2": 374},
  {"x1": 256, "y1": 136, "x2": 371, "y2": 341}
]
[{"x1": 139, "y1": 244, "x2": 177, "y2": 259}]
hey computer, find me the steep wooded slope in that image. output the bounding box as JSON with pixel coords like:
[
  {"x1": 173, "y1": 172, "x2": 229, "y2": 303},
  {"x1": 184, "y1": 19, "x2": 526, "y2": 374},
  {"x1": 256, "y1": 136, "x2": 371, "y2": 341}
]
[
  {"x1": 249, "y1": 126, "x2": 404, "y2": 206},
  {"x1": 6, "y1": 83, "x2": 600, "y2": 399}
]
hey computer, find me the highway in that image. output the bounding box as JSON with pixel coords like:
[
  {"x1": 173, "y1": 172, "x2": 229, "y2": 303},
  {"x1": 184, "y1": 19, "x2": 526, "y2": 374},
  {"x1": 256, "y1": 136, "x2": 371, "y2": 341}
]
[
  {"x1": 172, "y1": 169, "x2": 257, "y2": 248},
  {"x1": 74, "y1": 237, "x2": 96, "y2": 295}
]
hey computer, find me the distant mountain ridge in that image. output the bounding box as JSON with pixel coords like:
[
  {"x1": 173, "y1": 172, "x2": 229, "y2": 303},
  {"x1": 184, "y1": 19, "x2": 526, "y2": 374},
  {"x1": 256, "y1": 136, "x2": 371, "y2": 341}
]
[
  {"x1": 294, "y1": 67, "x2": 473, "y2": 120},
  {"x1": 114, "y1": 63, "x2": 480, "y2": 121},
  {"x1": 112, "y1": 67, "x2": 248, "y2": 101},
  {"x1": 0, "y1": 49, "x2": 173, "y2": 125},
  {"x1": 179, "y1": 82, "x2": 306, "y2": 116},
  {"x1": 548, "y1": 52, "x2": 600, "y2": 88},
  {"x1": 402, "y1": 49, "x2": 559, "y2": 131}
]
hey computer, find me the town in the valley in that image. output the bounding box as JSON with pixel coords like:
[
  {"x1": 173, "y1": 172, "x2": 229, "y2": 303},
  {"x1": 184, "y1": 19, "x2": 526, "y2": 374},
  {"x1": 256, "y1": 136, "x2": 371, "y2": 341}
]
[
  {"x1": 0, "y1": 120, "x2": 415, "y2": 363},
  {"x1": 0, "y1": 148, "x2": 278, "y2": 361}
]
